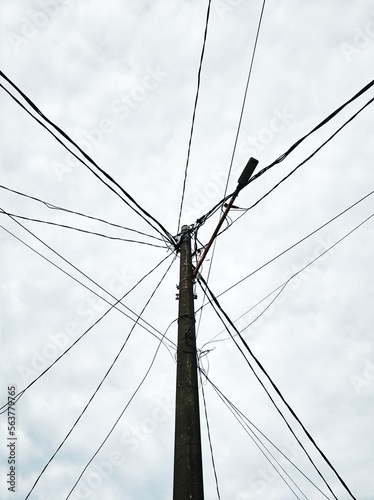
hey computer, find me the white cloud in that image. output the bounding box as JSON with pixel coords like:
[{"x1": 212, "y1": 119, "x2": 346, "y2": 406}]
[{"x1": 1, "y1": 0, "x2": 374, "y2": 498}]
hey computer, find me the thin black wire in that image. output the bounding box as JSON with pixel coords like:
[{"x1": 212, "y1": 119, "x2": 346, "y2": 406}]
[
  {"x1": 0, "y1": 209, "x2": 169, "y2": 332},
  {"x1": 198, "y1": 362, "x2": 221, "y2": 500},
  {"x1": 199, "y1": 188, "x2": 374, "y2": 347},
  {"x1": 202, "y1": 368, "x2": 305, "y2": 500},
  {"x1": 176, "y1": 0, "x2": 212, "y2": 234},
  {"x1": 66, "y1": 314, "x2": 177, "y2": 499},
  {"x1": 199, "y1": 278, "x2": 339, "y2": 499},
  {"x1": 222, "y1": 0, "x2": 266, "y2": 198},
  {"x1": 202, "y1": 282, "x2": 287, "y2": 348},
  {"x1": 203, "y1": 371, "x2": 330, "y2": 499},
  {"x1": 198, "y1": 275, "x2": 358, "y2": 500},
  {"x1": 0, "y1": 211, "x2": 167, "y2": 248},
  {"x1": 0, "y1": 249, "x2": 175, "y2": 415},
  {"x1": 196, "y1": 0, "x2": 266, "y2": 337},
  {"x1": 233, "y1": 211, "x2": 374, "y2": 335},
  {"x1": 194, "y1": 186, "x2": 374, "y2": 331},
  {"x1": 0, "y1": 184, "x2": 164, "y2": 242},
  {"x1": 0, "y1": 220, "x2": 175, "y2": 377},
  {"x1": 25, "y1": 255, "x2": 176, "y2": 499},
  {"x1": 0, "y1": 73, "x2": 176, "y2": 249}
]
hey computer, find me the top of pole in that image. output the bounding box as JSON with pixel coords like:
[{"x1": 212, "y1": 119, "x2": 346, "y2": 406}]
[
  {"x1": 192, "y1": 157, "x2": 258, "y2": 278},
  {"x1": 237, "y1": 157, "x2": 259, "y2": 191}
]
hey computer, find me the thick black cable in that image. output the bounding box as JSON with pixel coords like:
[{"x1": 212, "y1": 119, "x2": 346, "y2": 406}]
[
  {"x1": 198, "y1": 275, "x2": 357, "y2": 499},
  {"x1": 0, "y1": 211, "x2": 167, "y2": 248},
  {"x1": 25, "y1": 255, "x2": 176, "y2": 499},
  {"x1": 203, "y1": 371, "x2": 330, "y2": 499},
  {"x1": 0, "y1": 80, "x2": 173, "y2": 248},
  {"x1": 176, "y1": 0, "x2": 212, "y2": 234},
  {"x1": 196, "y1": 79, "x2": 374, "y2": 231},
  {"x1": 220, "y1": 96, "x2": 374, "y2": 235},
  {"x1": 0, "y1": 184, "x2": 164, "y2": 242},
  {"x1": 65, "y1": 310, "x2": 177, "y2": 499},
  {"x1": 248, "y1": 80, "x2": 374, "y2": 185},
  {"x1": 0, "y1": 73, "x2": 176, "y2": 248},
  {"x1": 0, "y1": 248, "x2": 175, "y2": 415},
  {"x1": 200, "y1": 279, "x2": 338, "y2": 499}
]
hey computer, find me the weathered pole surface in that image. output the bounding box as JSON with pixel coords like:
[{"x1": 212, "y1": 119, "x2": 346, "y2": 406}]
[{"x1": 173, "y1": 225, "x2": 204, "y2": 500}]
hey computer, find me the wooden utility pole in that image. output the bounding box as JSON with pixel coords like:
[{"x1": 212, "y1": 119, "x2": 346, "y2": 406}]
[
  {"x1": 173, "y1": 225, "x2": 204, "y2": 500},
  {"x1": 172, "y1": 158, "x2": 258, "y2": 499}
]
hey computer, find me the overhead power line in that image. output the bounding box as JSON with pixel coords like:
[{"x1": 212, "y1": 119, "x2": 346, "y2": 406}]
[
  {"x1": 65, "y1": 311, "x2": 178, "y2": 499},
  {"x1": 0, "y1": 211, "x2": 167, "y2": 248},
  {"x1": 0, "y1": 248, "x2": 176, "y2": 415},
  {"x1": 222, "y1": 96, "x2": 374, "y2": 233},
  {"x1": 203, "y1": 372, "x2": 330, "y2": 499},
  {"x1": 216, "y1": 186, "x2": 374, "y2": 299},
  {"x1": 198, "y1": 275, "x2": 357, "y2": 500},
  {"x1": 203, "y1": 205, "x2": 374, "y2": 348},
  {"x1": 0, "y1": 71, "x2": 176, "y2": 249},
  {"x1": 176, "y1": 0, "x2": 212, "y2": 234},
  {"x1": 196, "y1": 0, "x2": 266, "y2": 337},
  {"x1": 222, "y1": 0, "x2": 266, "y2": 198},
  {"x1": 196, "y1": 78, "x2": 374, "y2": 233},
  {"x1": 0, "y1": 184, "x2": 164, "y2": 242},
  {"x1": 0, "y1": 216, "x2": 176, "y2": 367},
  {"x1": 25, "y1": 255, "x2": 176, "y2": 499},
  {"x1": 198, "y1": 366, "x2": 221, "y2": 500},
  {"x1": 248, "y1": 79, "x2": 374, "y2": 185}
]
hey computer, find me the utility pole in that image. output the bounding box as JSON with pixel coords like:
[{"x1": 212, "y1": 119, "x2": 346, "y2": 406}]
[
  {"x1": 173, "y1": 225, "x2": 204, "y2": 500},
  {"x1": 173, "y1": 158, "x2": 258, "y2": 499}
]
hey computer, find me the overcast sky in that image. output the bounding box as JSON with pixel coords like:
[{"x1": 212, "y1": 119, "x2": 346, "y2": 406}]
[{"x1": 1, "y1": 1, "x2": 374, "y2": 499}]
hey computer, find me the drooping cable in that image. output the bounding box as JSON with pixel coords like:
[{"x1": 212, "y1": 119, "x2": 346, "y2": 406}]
[
  {"x1": 0, "y1": 211, "x2": 167, "y2": 248},
  {"x1": 198, "y1": 275, "x2": 357, "y2": 500},
  {"x1": 0, "y1": 184, "x2": 164, "y2": 242},
  {"x1": 176, "y1": 0, "x2": 212, "y2": 234},
  {"x1": 25, "y1": 255, "x2": 176, "y2": 499},
  {"x1": 0, "y1": 249, "x2": 175, "y2": 414},
  {"x1": 203, "y1": 282, "x2": 287, "y2": 348},
  {"x1": 0, "y1": 72, "x2": 176, "y2": 249}
]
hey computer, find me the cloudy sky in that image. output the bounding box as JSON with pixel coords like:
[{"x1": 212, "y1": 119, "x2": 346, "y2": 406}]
[{"x1": 1, "y1": 1, "x2": 374, "y2": 499}]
